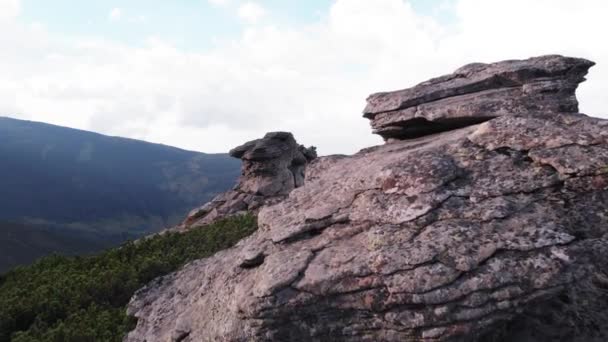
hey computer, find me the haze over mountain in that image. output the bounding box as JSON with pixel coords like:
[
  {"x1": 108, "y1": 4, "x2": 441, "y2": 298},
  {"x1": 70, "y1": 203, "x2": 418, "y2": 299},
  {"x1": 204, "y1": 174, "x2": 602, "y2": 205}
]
[
  {"x1": 0, "y1": 116, "x2": 240, "y2": 272},
  {"x1": 0, "y1": 221, "x2": 109, "y2": 273}
]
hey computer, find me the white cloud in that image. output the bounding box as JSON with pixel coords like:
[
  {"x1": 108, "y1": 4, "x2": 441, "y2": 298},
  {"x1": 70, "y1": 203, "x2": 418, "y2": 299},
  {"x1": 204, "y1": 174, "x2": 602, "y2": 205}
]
[
  {"x1": 108, "y1": 9, "x2": 146, "y2": 24},
  {"x1": 208, "y1": 0, "x2": 229, "y2": 7},
  {"x1": 1, "y1": 0, "x2": 607, "y2": 156},
  {"x1": 436, "y1": 0, "x2": 455, "y2": 13},
  {"x1": 237, "y1": 2, "x2": 266, "y2": 23},
  {"x1": 109, "y1": 8, "x2": 123, "y2": 21},
  {"x1": 446, "y1": 0, "x2": 608, "y2": 116},
  {"x1": 0, "y1": 0, "x2": 20, "y2": 22},
  {"x1": 129, "y1": 15, "x2": 147, "y2": 23}
]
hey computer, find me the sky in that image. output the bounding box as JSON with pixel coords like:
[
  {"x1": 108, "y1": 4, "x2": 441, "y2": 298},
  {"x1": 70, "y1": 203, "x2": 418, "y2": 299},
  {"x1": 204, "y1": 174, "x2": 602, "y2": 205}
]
[{"x1": 1, "y1": 0, "x2": 607, "y2": 155}]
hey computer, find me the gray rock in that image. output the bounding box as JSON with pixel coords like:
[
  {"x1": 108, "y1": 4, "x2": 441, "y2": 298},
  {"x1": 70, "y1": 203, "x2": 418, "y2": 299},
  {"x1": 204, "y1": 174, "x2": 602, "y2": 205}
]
[
  {"x1": 364, "y1": 55, "x2": 595, "y2": 141},
  {"x1": 180, "y1": 132, "x2": 316, "y2": 229},
  {"x1": 126, "y1": 56, "x2": 608, "y2": 341}
]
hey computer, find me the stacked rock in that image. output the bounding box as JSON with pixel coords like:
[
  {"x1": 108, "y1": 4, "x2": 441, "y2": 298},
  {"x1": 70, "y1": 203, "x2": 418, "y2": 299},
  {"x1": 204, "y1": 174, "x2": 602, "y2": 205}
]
[
  {"x1": 127, "y1": 56, "x2": 608, "y2": 342},
  {"x1": 364, "y1": 55, "x2": 595, "y2": 141},
  {"x1": 181, "y1": 132, "x2": 316, "y2": 229}
]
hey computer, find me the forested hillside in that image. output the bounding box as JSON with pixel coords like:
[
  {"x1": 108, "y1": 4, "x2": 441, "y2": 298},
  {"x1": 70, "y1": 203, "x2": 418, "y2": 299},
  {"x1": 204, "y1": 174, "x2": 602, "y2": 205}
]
[{"x1": 0, "y1": 215, "x2": 257, "y2": 342}]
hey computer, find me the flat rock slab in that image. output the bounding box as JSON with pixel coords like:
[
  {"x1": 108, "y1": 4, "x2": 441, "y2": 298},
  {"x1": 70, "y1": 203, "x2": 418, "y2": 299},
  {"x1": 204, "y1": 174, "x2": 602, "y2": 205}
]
[{"x1": 364, "y1": 55, "x2": 594, "y2": 141}]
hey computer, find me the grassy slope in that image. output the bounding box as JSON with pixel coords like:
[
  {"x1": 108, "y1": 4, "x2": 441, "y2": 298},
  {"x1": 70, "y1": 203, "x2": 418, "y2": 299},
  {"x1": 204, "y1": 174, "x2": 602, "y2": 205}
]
[{"x1": 0, "y1": 215, "x2": 257, "y2": 342}]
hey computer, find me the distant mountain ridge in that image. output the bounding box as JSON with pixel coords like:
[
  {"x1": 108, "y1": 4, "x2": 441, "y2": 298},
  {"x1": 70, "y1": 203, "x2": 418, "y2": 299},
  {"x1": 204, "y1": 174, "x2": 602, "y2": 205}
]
[{"x1": 0, "y1": 116, "x2": 240, "y2": 272}]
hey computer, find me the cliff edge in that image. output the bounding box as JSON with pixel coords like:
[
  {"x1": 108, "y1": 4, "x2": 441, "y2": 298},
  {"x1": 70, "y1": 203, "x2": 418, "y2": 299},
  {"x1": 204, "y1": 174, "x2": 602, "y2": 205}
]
[{"x1": 126, "y1": 55, "x2": 608, "y2": 342}]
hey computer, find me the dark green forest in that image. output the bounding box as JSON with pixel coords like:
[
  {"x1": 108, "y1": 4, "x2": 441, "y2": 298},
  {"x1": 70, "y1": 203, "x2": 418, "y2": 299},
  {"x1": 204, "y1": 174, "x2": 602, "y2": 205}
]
[
  {"x1": 0, "y1": 222, "x2": 118, "y2": 274},
  {"x1": 0, "y1": 215, "x2": 257, "y2": 342}
]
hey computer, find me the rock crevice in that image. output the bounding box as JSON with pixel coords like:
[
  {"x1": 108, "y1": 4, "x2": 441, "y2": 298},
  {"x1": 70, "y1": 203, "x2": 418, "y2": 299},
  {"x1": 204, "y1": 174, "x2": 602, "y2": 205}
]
[
  {"x1": 364, "y1": 55, "x2": 594, "y2": 141},
  {"x1": 126, "y1": 55, "x2": 608, "y2": 342}
]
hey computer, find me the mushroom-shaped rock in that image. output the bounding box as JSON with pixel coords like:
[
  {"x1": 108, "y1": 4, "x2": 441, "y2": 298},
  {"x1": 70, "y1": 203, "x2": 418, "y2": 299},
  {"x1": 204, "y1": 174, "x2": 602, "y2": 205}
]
[{"x1": 182, "y1": 132, "x2": 316, "y2": 229}]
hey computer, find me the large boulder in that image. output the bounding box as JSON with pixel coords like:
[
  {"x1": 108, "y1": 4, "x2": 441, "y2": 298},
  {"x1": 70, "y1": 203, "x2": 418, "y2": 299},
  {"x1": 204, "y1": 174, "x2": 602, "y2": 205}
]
[
  {"x1": 126, "y1": 56, "x2": 608, "y2": 341},
  {"x1": 364, "y1": 55, "x2": 594, "y2": 141},
  {"x1": 181, "y1": 132, "x2": 316, "y2": 229}
]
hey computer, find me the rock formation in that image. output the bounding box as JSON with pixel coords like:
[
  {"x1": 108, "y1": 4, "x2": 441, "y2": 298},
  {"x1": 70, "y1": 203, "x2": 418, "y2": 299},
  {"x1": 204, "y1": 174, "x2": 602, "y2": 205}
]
[
  {"x1": 126, "y1": 55, "x2": 608, "y2": 342},
  {"x1": 364, "y1": 55, "x2": 594, "y2": 141},
  {"x1": 181, "y1": 132, "x2": 317, "y2": 229}
]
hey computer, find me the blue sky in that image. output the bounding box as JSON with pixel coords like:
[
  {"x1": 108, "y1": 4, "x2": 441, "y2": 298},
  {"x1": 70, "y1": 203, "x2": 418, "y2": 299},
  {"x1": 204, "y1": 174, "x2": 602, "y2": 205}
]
[
  {"x1": 18, "y1": 0, "x2": 454, "y2": 51},
  {"x1": 19, "y1": 1, "x2": 330, "y2": 49},
  {"x1": 1, "y1": 0, "x2": 607, "y2": 154}
]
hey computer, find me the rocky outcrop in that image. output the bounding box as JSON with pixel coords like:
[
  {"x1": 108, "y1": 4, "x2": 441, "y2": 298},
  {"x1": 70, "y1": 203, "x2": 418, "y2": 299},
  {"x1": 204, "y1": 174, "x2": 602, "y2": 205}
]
[
  {"x1": 181, "y1": 132, "x2": 316, "y2": 229},
  {"x1": 126, "y1": 55, "x2": 608, "y2": 342},
  {"x1": 364, "y1": 55, "x2": 595, "y2": 141}
]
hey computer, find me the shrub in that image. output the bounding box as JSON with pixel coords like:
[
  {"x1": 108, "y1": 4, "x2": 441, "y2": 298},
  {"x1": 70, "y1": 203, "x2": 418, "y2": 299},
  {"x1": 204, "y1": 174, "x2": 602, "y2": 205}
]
[{"x1": 0, "y1": 214, "x2": 257, "y2": 342}]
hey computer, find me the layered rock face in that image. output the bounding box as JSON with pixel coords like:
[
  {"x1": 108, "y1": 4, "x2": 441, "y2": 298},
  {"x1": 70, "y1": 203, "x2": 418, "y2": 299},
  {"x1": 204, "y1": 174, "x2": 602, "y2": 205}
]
[
  {"x1": 126, "y1": 55, "x2": 608, "y2": 342},
  {"x1": 182, "y1": 132, "x2": 317, "y2": 229},
  {"x1": 364, "y1": 55, "x2": 595, "y2": 141}
]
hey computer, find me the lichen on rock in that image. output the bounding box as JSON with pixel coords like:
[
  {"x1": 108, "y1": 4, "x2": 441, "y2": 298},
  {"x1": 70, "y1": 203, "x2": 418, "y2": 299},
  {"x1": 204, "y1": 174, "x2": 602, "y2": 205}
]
[{"x1": 126, "y1": 55, "x2": 608, "y2": 342}]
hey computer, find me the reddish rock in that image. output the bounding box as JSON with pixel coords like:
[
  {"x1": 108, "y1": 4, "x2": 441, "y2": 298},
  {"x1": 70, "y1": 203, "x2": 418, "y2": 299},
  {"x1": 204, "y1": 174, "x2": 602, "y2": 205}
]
[
  {"x1": 364, "y1": 55, "x2": 594, "y2": 141},
  {"x1": 126, "y1": 56, "x2": 608, "y2": 342},
  {"x1": 180, "y1": 132, "x2": 316, "y2": 229}
]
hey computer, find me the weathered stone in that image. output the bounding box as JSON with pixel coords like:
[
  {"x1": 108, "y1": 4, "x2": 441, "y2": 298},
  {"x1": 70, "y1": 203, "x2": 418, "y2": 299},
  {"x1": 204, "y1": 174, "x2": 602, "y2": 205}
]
[
  {"x1": 126, "y1": 56, "x2": 608, "y2": 342},
  {"x1": 364, "y1": 55, "x2": 594, "y2": 141},
  {"x1": 180, "y1": 132, "x2": 316, "y2": 229}
]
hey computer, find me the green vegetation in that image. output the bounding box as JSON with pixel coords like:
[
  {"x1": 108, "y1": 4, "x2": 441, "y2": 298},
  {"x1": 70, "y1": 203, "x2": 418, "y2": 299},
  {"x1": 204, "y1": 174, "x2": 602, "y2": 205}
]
[{"x1": 0, "y1": 214, "x2": 257, "y2": 342}]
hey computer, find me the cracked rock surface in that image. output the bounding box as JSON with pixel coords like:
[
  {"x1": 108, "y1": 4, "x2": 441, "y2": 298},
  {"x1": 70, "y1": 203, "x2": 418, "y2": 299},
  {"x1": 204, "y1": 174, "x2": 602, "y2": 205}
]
[
  {"x1": 126, "y1": 56, "x2": 608, "y2": 341},
  {"x1": 179, "y1": 132, "x2": 317, "y2": 230}
]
